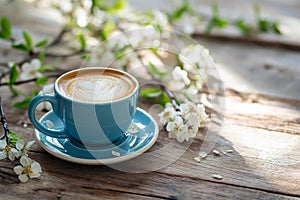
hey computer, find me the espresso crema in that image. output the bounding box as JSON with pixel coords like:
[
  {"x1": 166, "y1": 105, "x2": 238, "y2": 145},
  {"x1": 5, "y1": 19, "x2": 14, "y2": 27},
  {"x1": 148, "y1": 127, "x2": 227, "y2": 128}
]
[{"x1": 58, "y1": 69, "x2": 137, "y2": 102}]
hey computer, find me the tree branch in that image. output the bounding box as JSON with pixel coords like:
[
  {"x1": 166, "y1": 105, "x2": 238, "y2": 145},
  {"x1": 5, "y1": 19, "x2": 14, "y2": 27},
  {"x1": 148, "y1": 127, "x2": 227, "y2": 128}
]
[
  {"x1": 0, "y1": 73, "x2": 62, "y2": 86},
  {"x1": 0, "y1": 97, "x2": 9, "y2": 143},
  {"x1": 47, "y1": 28, "x2": 69, "y2": 47}
]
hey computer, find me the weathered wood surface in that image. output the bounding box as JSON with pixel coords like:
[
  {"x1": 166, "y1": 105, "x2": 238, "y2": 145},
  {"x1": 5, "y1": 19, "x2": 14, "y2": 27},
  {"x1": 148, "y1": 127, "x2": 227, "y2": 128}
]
[{"x1": 1, "y1": 1, "x2": 300, "y2": 200}]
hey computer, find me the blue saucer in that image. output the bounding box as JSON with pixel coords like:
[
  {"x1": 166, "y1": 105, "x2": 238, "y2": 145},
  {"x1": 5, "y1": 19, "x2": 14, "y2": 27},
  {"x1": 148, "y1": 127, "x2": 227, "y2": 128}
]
[{"x1": 35, "y1": 108, "x2": 159, "y2": 165}]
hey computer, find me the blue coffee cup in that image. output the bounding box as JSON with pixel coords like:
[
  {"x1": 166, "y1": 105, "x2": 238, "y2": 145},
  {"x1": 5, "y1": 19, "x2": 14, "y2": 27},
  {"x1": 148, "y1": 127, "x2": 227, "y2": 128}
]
[{"x1": 28, "y1": 67, "x2": 139, "y2": 147}]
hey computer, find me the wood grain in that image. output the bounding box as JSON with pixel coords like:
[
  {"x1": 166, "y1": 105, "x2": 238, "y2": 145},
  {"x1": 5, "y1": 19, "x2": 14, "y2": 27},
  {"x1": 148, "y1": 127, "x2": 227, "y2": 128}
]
[
  {"x1": 1, "y1": 1, "x2": 300, "y2": 199},
  {"x1": 1, "y1": 86, "x2": 300, "y2": 199}
]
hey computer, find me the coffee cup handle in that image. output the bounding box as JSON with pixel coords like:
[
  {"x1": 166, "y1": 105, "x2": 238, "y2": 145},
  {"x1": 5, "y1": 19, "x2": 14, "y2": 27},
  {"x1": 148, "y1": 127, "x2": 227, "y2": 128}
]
[{"x1": 28, "y1": 94, "x2": 68, "y2": 138}]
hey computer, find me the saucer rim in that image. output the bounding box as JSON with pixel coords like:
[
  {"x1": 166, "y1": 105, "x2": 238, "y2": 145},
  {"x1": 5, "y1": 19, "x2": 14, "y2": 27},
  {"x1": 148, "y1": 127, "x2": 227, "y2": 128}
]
[{"x1": 35, "y1": 107, "x2": 159, "y2": 165}]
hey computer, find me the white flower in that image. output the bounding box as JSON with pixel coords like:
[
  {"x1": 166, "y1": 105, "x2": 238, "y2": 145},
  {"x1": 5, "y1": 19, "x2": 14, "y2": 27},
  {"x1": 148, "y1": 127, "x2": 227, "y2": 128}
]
[
  {"x1": 58, "y1": 0, "x2": 73, "y2": 13},
  {"x1": 16, "y1": 140, "x2": 35, "y2": 157},
  {"x1": 166, "y1": 116, "x2": 188, "y2": 143},
  {"x1": 175, "y1": 13, "x2": 196, "y2": 35},
  {"x1": 20, "y1": 59, "x2": 42, "y2": 80},
  {"x1": 152, "y1": 10, "x2": 168, "y2": 27},
  {"x1": 180, "y1": 102, "x2": 199, "y2": 120},
  {"x1": 197, "y1": 104, "x2": 209, "y2": 127},
  {"x1": 158, "y1": 103, "x2": 179, "y2": 125},
  {"x1": 0, "y1": 140, "x2": 19, "y2": 161},
  {"x1": 180, "y1": 102, "x2": 209, "y2": 127},
  {"x1": 75, "y1": 7, "x2": 88, "y2": 27},
  {"x1": 168, "y1": 66, "x2": 191, "y2": 91},
  {"x1": 13, "y1": 156, "x2": 42, "y2": 183},
  {"x1": 127, "y1": 25, "x2": 158, "y2": 48},
  {"x1": 179, "y1": 45, "x2": 215, "y2": 81},
  {"x1": 36, "y1": 84, "x2": 54, "y2": 111},
  {"x1": 185, "y1": 115, "x2": 199, "y2": 140}
]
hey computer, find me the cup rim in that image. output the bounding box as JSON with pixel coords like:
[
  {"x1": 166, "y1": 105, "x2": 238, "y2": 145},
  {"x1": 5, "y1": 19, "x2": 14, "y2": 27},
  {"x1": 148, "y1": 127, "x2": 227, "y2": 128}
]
[{"x1": 54, "y1": 67, "x2": 139, "y2": 104}]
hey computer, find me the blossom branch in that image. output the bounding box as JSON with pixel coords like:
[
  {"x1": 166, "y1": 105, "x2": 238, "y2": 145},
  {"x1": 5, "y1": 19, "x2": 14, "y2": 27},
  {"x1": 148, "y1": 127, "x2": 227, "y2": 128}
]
[
  {"x1": 47, "y1": 28, "x2": 69, "y2": 47},
  {"x1": 38, "y1": 50, "x2": 85, "y2": 58},
  {"x1": 0, "y1": 97, "x2": 9, "y2": 143},
  {"x1": 114, "y1": 20, "x2": 180, "y2": 110},
  {"x1": 0, "y1": 73, "x2": 62, "y2": 86}
]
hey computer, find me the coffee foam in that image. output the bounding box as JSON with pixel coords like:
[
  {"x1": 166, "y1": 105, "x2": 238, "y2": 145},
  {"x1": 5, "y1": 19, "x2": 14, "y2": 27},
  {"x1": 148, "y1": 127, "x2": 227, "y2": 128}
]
[{"x1": 58, "y1": 69, "x2": 137, "y2": 102}]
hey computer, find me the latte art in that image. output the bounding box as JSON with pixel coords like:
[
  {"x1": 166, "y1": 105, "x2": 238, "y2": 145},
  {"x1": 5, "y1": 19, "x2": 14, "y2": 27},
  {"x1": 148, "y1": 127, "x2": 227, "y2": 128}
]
[{"x1": 58, "y1": 70, "x2": 137, "y2": 102}]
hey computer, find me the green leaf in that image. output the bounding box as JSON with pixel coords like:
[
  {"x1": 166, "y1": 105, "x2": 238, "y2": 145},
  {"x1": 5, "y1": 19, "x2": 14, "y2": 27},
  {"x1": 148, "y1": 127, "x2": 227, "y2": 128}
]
[
  {"x1": 23, "y1": 31, "x2": 32, "y2": 51},
  {"x1": 258, "y1": 19, "x2": 270, "y2": 32},
  {"x1": 37, "y1": 65, "x2": 55, "y2": 72},
  {"x1": 35, "y1": 38, "x2": 48, "y2": 48},
  {"x1": 0, "y1": 17, "x2": 11, "y2": 39},
  {"x1": 272, "y1": 22, "x2": 281, "y2": 35},
  {"x1": 168, "y1": 0, "x2": 189, "y2": 21},
  {"x1": 9, "y1": 63, "x2": 18, "y2": 85},
  {"x1": 214, "y1": 17, "x2": 228, "y2": 28},
  {"x1": 92, "y1": 0, "x2": 126, "y2": 13},
  {"x1": 100, "y1": 21, "x2": 116, "y2": 40},
  {"x1": 111, "y1": 0, "x2": 126, "y2": 12},
  {"x1": 12, "y1": 96, "x2": 32, "y2": 109},
  {"x1": 205, "y1": 4, "x2": 228, "y2": 33},
  {"x1": 92, "y1": 0, "x2": 106, "y2": 10},
  {"x1": 38, "y1": 50, "x2": 46, "y2": 62},
  {"x1": 32, "y1": 89, "x2": 38, "y2": 96},
  {"x1": 36, "y1": 77, "x2": 48, "y2": 86},
  {"x1": 140, "y1": 88, "x2": 163, "y2": 99},
  {"x1": 148, "y1": 62, "x2": 168, "y2": 79},
  {"x1": 158, "y1": 92, "x2": 171, "y2": 106},
  {"x1": 76, "y1": 33, "x2": 86, "y2": 50},
  {"x1": 81, "y1": 53, "x2": 91, "y2": 60},
  {"x1": 236, "y1": 19, "x2": 251, "y2": 36},
  {"x1": 8, "y1": 132, "x2": 23, "y2": 145},
  {"x1": 11, "y1": 41, "x2": 28, "y2": 52}
]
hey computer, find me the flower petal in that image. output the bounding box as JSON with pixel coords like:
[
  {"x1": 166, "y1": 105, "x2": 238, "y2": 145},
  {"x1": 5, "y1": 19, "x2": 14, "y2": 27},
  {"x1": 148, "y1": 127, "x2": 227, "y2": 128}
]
[
  {"x1": 168, "y1": 131, "x2": 177, "y2": 139},
  {"x1": 0, "y1": 151, "x2": 6, "y2": 160},
  {"x1": 18, "y1": 174, "x2": 29, "y2": 183},
  {"x1": 0, "y1": 140, "x2": 7, "y2": 149},
  {"x1": 8, "y1": 151, "x2": 16, "y2": 161},
  {"x1": 16, "y1": 140, "x2": 25, "y2": 151},
  {"x1": 13, "y1": 165, "x2": 23, "y2": 175},
  {"x1": 166, "y1": 122, "x2": 175, "y2": 132},
  {"x1": 31, "y1": 59, "x2": 41, "y2": 70},
  {"x1": 26, "y1": 141, "x2": 35, "y2": 149},
  {"x1": 31, "y1": 162, "x2": 42, "y2": 173},
  {"x1": 176, "y1": 132, "x2": 185, "y2": 143},
  {"x1": 21, "y1": 62, "x2": 30, "y2": 71},
  {"x1": 20, "y1": 156, "x2": 32, "y2": 167},
  {"x1": 174, "y1": 116, "x2": 183, "y2": 125},
  {"x1": 29, "y1": 172, "x2": 41, "y2": 179}
]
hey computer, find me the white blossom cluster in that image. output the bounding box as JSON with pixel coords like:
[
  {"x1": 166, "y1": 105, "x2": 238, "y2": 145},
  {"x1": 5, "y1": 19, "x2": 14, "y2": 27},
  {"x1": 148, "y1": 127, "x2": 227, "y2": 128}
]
[
  {"x1": 0, "y1": 139, "x2": 42, "y2": 182},
  {"x1": 169, "y1": 44, "x2": 215, "y2": 93},
  {"x1": 158, "y1": 102, "x2": 208, "y2": 143}
]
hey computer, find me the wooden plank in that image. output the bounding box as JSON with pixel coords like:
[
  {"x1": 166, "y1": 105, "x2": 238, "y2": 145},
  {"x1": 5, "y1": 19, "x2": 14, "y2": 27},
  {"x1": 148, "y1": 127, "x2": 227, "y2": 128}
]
[
  {"x1": 1, "y1": 155, "x2": 299, "y2": 200},
  {"x1": 156, "y1": 91, "x2": 300, "y2": 196},
  {"x1": 1, "y1": 86, "x2": 300, "y2": 199}
]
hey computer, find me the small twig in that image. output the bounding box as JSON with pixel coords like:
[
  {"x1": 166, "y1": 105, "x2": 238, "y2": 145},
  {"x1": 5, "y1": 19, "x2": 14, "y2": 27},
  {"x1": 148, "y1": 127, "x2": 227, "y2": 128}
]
[
  {"x1": 47, "y1": 28, "x2": 69, "y2": 47},
  {"x1": 0, "y1": 97, "x2": 9, "y2": 143},
  {"x1": 35, "y1": 50, "x2": 85, "y2": 58},
  {"x1": 0, "y1": 73, "x2": 62, "y2": 86}
]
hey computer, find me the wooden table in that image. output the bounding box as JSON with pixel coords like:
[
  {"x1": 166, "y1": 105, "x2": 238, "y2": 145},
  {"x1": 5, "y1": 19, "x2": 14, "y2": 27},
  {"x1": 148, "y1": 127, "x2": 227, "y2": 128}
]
[{"x1": 0, "y1": 1, "x2": 300, "y2": 199}]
